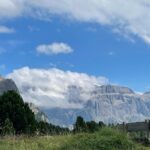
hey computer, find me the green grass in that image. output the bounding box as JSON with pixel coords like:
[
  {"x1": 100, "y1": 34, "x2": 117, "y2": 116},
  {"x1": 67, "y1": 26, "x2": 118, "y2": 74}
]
[{"x1": 0, "y1": 128, "x2": 149, "y2": 150}]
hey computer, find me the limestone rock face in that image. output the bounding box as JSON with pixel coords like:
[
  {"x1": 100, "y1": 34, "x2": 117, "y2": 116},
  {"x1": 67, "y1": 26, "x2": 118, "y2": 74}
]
[
  {"x1": 42, "y1": 85, "x2": 150, "y2": 127},
  {"x1": 93, "y1": 85, "x2": 134, "y2": 94},
  {"x1": 28, "y1": 103, "x2": 49, "y2": 123},
  {"x1": 0, "y1": 78, "x2": 19, "y2": 94},
  {"x1": 1, "y1": 77, "x2": 149, "y2": 127}
]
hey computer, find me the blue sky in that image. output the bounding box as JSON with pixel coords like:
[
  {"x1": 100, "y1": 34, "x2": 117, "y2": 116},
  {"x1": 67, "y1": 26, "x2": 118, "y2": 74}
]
[{"x1": 1, "y1": 0, "x2": 150, "y2": 93}]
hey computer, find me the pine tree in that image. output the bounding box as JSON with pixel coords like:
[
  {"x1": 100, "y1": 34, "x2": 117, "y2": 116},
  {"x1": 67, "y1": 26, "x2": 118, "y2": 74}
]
[
  {"x1": 2, "y1": 118, "x2": 15, "y2": 136},
  {"x1": 0, "y1": 91, "x2": 36, "y2": 134},
  {"x1": 74, "y1": 116, "x2": 87, "y2": 132}
]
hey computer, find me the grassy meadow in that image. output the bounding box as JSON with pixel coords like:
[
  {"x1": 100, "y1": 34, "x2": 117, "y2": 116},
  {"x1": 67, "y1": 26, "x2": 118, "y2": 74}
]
[{"x1": 0, "y1": 128, "x2": 149, "y2": 150}]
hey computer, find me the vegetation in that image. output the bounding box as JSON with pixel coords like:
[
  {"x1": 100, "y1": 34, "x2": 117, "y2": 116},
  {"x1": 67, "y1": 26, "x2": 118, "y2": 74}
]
[
  {"x1": 36, "y1": 121, "x2": 69, "y2": 135},
  {"x1": 74, "y1": 116, "x2": 105, "y2": 133},
  {"x1": 0, "y1": 91, "x2": 69, "y2": 136},
  {"x1": 1, "y1": 118, "x2": 15, "y2": 136},
  {"x1": 0, "y1": 128, "x2": 149, "y2": 150},
  {"x1": 0, "y1": 91, "x2": 36, "y2": 135},
  {"x1": 0, "y1": 91, "x2": 149, "y2": 149}
]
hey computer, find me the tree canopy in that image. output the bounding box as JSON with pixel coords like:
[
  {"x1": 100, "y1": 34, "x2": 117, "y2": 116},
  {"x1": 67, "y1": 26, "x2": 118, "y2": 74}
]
[{"x1": 0, "y1": 91, "x2": 36, "y2": 134}]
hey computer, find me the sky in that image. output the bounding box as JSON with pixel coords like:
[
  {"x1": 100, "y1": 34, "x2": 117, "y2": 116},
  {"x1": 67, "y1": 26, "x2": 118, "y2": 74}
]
[{"x1": 1, "y1": 0, "x2": 150, "y2": 108}]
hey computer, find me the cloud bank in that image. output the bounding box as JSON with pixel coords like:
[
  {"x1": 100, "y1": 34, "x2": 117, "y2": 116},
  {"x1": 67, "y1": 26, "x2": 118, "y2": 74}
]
[
  {"x1": 7, "y1": 67, "x2": 108, "y2": 109},
  {"x1": 1, "y1": 1, "x2": 150, "y2": 44},
  {"x1": 37, "y1": 42, "x2": 73, "y2": 55}
]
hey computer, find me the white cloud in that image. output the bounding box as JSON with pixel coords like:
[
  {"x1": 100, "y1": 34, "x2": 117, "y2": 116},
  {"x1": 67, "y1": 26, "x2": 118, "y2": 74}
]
[
  {"x1": 0, "y1": 26, "x2": 15, "y2": 33},
  {"x1": 1, "y1": 0, "x2": 150, "y2": 44},
  {"x1": 37, "y1": 42, "x2": 73, "y2": 55},
  {"x1": 7, "y1": 67, "x2": 108, "y2": 108},
  {"x1": 0, "y1": 0, "x2": 23, "y2": 19}
]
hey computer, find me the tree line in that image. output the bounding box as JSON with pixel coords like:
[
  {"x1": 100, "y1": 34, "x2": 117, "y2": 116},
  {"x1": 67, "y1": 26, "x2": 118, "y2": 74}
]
[
  {"x1": 0, "y1": 91, "x2": 105, "y2": 136},
  {"x1": 0, "y1": 91, "x2": 69, "y2": 136},
  {"x1": 73, "y1": 116, "x2": 105, "y2": 133}
]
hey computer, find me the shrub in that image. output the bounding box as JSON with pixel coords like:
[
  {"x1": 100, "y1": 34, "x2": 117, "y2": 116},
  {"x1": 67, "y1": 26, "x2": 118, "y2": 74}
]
[{"x1": 60, "y1": 128, "x2": 135, "y2": 150}]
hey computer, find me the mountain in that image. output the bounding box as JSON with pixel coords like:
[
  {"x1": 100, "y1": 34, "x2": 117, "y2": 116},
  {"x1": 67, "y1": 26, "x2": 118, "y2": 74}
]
[
  {"x1": 0, "y1": 77, "x2": 18, "y2": 94},
  {"x1": 0, "y1": 77, "x2": 49, "y2": 123},
  {"x1": 28, "y1": 103, "x2": 49, "y2": 123},
  {"x1": 42, "y1": 85, "x2": 150, "y2": 127},
  {"x1": 1, "y1": 77, "x2": 150, "y2": 127}
]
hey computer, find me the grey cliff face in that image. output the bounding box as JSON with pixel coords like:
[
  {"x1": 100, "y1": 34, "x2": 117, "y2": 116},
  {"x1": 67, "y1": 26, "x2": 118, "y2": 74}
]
[
  {"x1": 94, "y1": 85, "x2": 134, "y2": 94},
  {"x1": 28, "y1": 103, "x2": 49, "y2": 123},
  {"x1": 42, "y1": 85, "x2": 150, "y2": 127},
  {"x1": 143, "y1": 91, "x2": 150, "y2": 95},
  {"x1": 1, "y1": 77, "x2": 150, "y2": 127},
  {"x1": 0, "y1": 78, "x2": 19, "y2": 94}
]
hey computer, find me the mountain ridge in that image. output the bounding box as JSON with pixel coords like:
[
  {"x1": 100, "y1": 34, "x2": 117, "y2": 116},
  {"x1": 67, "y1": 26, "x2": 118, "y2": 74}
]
[
  {"x1": 42, "y1": 84, "x2": 150, "y2": 127},
  {"x1": 0, "y1": 78, "x2": 49, "y2": 123},
  {"x1": 0, "y1": 77, "x2": 150, "y2": 127}
]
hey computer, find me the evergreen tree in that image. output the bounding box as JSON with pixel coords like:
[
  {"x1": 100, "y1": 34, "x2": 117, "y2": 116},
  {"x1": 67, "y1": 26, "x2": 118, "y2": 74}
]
[
  {"x1": 98, "y1": 121, "x2": 105, "y2": 128},
  {"x1": 74, "y1": 116, "x2": 87, "y2": 132},
  {"x1": 86, "y1": 121, "x2": 98, "y2": 132},
  {"x1": 2, "y1": 118, "x2": 15, "y2": 136},
  {"x1": 0, "y1": 91, "x2": 36, "y2": 135}
]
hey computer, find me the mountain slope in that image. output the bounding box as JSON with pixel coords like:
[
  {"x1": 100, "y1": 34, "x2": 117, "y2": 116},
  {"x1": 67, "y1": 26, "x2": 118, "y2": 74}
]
[
  {"x1": 0, "y1": 77, "x2": 18, "y2": 94},
  {"x1": 28, "y1": 103, "x2": 49, "y2": 123},
  {"x1": 42, "y1": 85, "x2": 150, "y2": 127},
  {"x1": 1, "y1": 77, "x2": 150, "y2": 127},
  {"x1": 0, "y1": 77, "x2": 49, "y2": 123}
]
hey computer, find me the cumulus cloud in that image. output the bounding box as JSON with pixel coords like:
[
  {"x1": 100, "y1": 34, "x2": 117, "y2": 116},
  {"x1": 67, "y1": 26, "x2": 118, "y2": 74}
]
[
  {"x1": 1, "y1": 1, "x2": 150, "y2": 44},
  {"x1": 0, "y1": 0, "x2": 24, "y2": 19},
  {"x1": 7, "y1": 67, "x2": 108, "y2": 109},
  {"x1": 0, "y1": 26, "x2": 15, "y2": 33},
  {"x1": 37, "y1": 42, "x2": 73, "y2": 55}
]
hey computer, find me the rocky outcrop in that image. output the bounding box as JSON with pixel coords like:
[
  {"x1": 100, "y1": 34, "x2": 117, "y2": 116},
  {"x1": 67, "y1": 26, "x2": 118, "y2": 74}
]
[
  {"x1": 28, "y1": 103, "x2": 49, "y2": 123},
  {"x1": 1, "y1": 77, "x2": 150, "y2": 127},
  {"x1": 42, "y1": 85, "x2": 150, "y2": 127},
  {"x1": 0, "y1": 77, "x2": 18, "y2": 94},
  {"x1": 93, "y1": 85, "x2": 134, "y2": 94}
]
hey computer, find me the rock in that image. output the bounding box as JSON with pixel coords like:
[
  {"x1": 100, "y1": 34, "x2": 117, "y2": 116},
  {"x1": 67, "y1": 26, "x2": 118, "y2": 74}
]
[
  {"x1": 42, "y1": 85, "x2": 150, "y2": 127},
  {"x1": 28, "y1": 103, "x2": 49, "y2": 123},
  {"x1": 0, "y1": 78, "x2": 18, "y2": 95}
]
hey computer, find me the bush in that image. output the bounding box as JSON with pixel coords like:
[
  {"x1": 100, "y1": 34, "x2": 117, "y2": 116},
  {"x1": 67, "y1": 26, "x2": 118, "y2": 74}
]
[{"x1": 60, "y1": 128, "x2": 135, "y2": 150}]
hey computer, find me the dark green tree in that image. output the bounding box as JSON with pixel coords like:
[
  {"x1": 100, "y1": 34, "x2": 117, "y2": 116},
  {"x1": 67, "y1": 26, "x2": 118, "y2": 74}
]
[
  {"x1": 98, "y1": 121, "x2": 105, "y2": 128},
  {"x1": 0, "y1": 91, "x2": 36, "y2": 135},
  {"x1": 36, "y1": 121, "x2": 69, "y2": 135},
  {"x1": 2, "y1": 118, "x2": 15, "y2": 136},
  {"x1": 86, "y1": 121, "x2": 98, "y2": 133},
  {"x1": 74, "y1": 116, "x2": 87, "y2": 132},
  {"x1": 37, "y1": 121, "x2": 49, "y2": 135}
]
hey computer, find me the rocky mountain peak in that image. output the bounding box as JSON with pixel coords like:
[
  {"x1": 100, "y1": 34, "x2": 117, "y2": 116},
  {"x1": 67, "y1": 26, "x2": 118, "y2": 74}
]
[
  {"x1": 0, "y1": 78, "x2": 19, "y2": 95},
  {"x1": 143, "y1": 91, "x2": 150, "y2": 95},
  {"x1": 94, "y1": 85, "x2": 134, "y2": 94}
]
